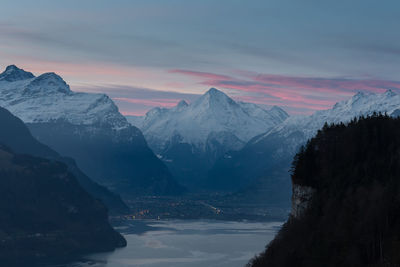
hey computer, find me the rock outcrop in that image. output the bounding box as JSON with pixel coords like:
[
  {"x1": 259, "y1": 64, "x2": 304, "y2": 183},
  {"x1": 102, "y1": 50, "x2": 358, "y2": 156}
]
[{"x1": 290, "y1": 184, "x2": 315, "y2": 218}]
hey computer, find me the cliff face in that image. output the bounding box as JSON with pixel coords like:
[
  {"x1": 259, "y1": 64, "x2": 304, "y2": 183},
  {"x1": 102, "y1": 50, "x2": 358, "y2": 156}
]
[
  {"x1": 291, "y1": 184, "x2": 315, "y2": 218},
  {"x1": 249, "y1": 115, "x2": 400, "y2": 267}
]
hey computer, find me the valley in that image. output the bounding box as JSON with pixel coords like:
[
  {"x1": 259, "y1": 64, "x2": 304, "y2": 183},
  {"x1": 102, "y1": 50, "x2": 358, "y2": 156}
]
[
  {"x1": 1, "y1": 1, "x2": 399, "y2": 266},
  {"x1": 115, "y1": 194, "x2": 289, "y2": 222}
]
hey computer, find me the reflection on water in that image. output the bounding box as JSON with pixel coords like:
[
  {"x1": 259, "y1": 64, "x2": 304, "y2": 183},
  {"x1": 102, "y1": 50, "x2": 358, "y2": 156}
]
[{"x1": 67, "y1": 220, "x2": 282, "y2": 267}]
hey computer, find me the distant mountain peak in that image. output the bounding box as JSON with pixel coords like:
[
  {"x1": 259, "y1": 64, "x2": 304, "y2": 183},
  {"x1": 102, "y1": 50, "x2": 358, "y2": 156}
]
[
  {"x1": 270, "y1": 105, "x2": 285, "y2": 112},
  {"x1": 204, "y1": 87, "x2": 228, "y2": 98},
  {"x1": 146, "y1": 106, "x2": 167, "y2": 117},
  {"x1": 130, "y1": 87, "x2": 289, "y2": 154},
  {"x1": 336, "y1": 90, "x2": 399, "y2": 110},
  {"x1": 206, "y1": 87, "x2": 220, "y2": 94},
  {"x1": 177, "y1": 100, "x2": 189, "y2": 108},
  {"x1": 353, "y1": 91, "x2": 366, "y2": 98},
  {"x1": 385, "y1": 89, "x2": 397, "y2": 97},
  {"x1": 195, "y1": 88, "x2": 236, "y2": 109},
  {"x1": 5, "y1": 65, "x2": 18, "y2": 71},
  {"x1": 266, "y1": 90, "x2": 400, "y2": 144},
  {"x1": 344, "y1": 91, "x2": 372, "y2": 107},
  {"x1": 0, "y1": 67, "x2": 130, "y2": 128},
  {"x1": 170, "y1": 100, "x2": 189, "y2": 113},
  {"x1": 269, "y1": 105, "x2": 289, "y2": 118},
  {"x1": 0, "y1": 65, "x2": 35, "y2": 82},
  {"x1": 271, "y1": 105, "x2": 281, "y2": 109},
  {"x1": 125, "y1": 87, "x2": 289, "y2": 188},
  {"x1": 25, "y1": 72, "x2": 72, "y2": 95}
]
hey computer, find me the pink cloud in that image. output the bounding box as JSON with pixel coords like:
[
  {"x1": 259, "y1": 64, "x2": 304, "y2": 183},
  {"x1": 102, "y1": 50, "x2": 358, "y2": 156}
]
[
  {"x1": 169, "y1": 68, "x2": 400, "y2": 112},
  {"x1": 163, "y1": 81, "x2": 186, "y2": 89},
  {"x1": 200, "y1": 80, "x2": 340, "y2": 108},
  {"x1": 235, "y1": 95, "x2": 331, "y2": 112},
  {"x1": 252, "y1": 74, "x2": 399, "y2": 94},
  {"x1": 113, "y1": 97, "x2": 181, "y2": 108},
  {"x1": 120, "y1": 110, "x2": 149, "y2": 116}
]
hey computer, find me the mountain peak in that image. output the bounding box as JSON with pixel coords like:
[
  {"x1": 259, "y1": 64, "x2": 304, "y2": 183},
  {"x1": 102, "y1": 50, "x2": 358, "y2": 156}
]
[
  {"x1": 353, "y1": 91, "x2": 366, "y2": 98},
  {"x1": 348, "y1": 91, "x2": 370, "y2": 105},
  {"x1": 136, "y1": 86, "x2": 289, "y2": 155},
  {"x1": 270, "y1": 105, "x2": 289, "y2": 118},
  {"x1": 195, "y1": 88, "x2": 235, "y2": 107},
  {"x1": 169, "y1": 100, "x2": 189, "y2": 113},
  {"x1": 270, "y1": 105, "x2": 284, "y2": 112},
  {"x1": 385, "y1": 89, "x2": 396, "y2": 97},
  {"x1": 26, "y1": 72, "x2": 71, "y2": 94},
  {"x1": 5, "y1": 65, "x2": 18, "y2": 71},
  {"x1": 0, "y1": 65, "x2": 35, "y2": 82},
  {"x1": 34, "y1": 72, "x2": 65, "y2": 83},
  {"x1": 177, "y1": 100, "x2": 188, "y2": 108},
  {"x1": 205, "y1": 87, "x2": 226, "y2": 97}
]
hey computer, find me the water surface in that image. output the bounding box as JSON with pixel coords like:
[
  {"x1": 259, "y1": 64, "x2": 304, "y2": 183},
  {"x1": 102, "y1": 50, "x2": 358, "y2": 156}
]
[{"x1": 69, "y1": 220, "x2": 282, "y2": 267}]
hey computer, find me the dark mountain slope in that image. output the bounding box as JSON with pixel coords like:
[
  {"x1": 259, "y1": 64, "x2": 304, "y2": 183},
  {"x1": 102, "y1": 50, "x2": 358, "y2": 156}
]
[
  {"x1": 0, "y1": 146, "x2": 126, "y2": 266},
  {"x1": 28, "y1": 121, "x2": 185, "y2": 196},
  {"x1": 0, "y1": 65, "x2": 184, "y2": 197},
  {"x1": 249, "y1": 115, "x2": 400, "y2": 267},
  {"x1": 209, "y1": 91, "x2": 400, "y2": 205},
  {"x1": 207, "y1": 130, "x2": 295, "y2": 195},
  {"x1": 0, "y1": 107, "x2": 128, "y2": 214}
]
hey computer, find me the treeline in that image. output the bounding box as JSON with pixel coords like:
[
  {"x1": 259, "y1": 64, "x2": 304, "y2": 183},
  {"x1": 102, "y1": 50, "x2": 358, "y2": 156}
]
[{"x1": 249, "y1": 114, "x2": 400, "y2": 267}]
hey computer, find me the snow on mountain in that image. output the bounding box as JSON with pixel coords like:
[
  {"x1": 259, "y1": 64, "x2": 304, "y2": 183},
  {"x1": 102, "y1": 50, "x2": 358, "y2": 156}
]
[
  {"x1": 0, "y1": 65, "x2": 183, "y2": 196},
  {"x1": 207, "y1": 90, "x2": 400, "y2": 196},
  {"x1": 253, "y1": 90, "x2": 400, "y2": 149},
  {"x1": 237, "y1": 102, "x2": 289, "y2": 124},
  {"x1": 126, "y1": 87, "x2": 289, "y2": 188},
  {"x1": 0, "y1": 65, "x2": 34, "y2": 82},
  {"x1": 0, "y1": 65, "x2": 130, "y2": 130},
  {"x1": 127, "y1": 88, "x2": 289, "y2": 152}
]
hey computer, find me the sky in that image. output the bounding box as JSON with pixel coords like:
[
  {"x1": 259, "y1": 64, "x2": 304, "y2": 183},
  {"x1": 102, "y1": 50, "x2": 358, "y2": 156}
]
[{"x1": 1, "y1": 0, "x2": 400, "y2": 115}]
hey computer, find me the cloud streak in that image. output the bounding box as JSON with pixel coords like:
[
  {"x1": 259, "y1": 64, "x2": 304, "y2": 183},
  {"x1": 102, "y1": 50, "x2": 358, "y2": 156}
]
[
  {"x1": 113, "y1": 97, "x2": 183, "y2": 108},
  {"x1": 168, "y1": 69, "x2": 231, "y2": 81},
  {"x1": 170, "y1": 69, "x2": 400, "y2": 114}
]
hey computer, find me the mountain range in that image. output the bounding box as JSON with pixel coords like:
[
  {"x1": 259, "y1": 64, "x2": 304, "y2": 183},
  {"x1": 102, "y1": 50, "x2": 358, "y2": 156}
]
[
  {"x1": 0, "y1": 65, "x2": 183, "y2": 197},
  {"x1": 127, "y1": 88, "x2": 289, "y2": 187},
  {"x1": 129, "y1": 88, "x2": 400, "y2": 208},
  {"x1": 209, "y1": 90, "x2": 400, "y2": 206},
  {"x1": 4, "y1": 64, "x2": 400, "y2": 213}
]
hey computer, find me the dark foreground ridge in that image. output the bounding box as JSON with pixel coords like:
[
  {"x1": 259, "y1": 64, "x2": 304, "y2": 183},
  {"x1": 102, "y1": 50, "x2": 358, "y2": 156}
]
[
  {"x1": 0, "y1": 145, "x2": 126, "y2": 266},
  {"x1": 249, "y1": 114, "x2": 400, "y2": 267},
  {"x1": 0, "y1": 106, "x2": 129, "y2": 214}
]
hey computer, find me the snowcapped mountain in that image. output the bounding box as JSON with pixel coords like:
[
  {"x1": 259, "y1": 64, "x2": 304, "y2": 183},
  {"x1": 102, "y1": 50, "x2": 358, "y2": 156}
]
[
  {"x1": 126, "y1": 88, "x2": 289, "y2": 188},
  {"x1": 252, "y1": 89, "x2": 400, "y2": 153},
  {"x1": 128, "y1": 88, "x2": 288, "y2": 153},
  {"x1": 209, "y1": 90, "x2": 400, "y2": 204},
  {"x1": 0, "y1": 65, "x2": 183, "y2": 197},
  {"x1": 0, "y1": 64, "x2": 34, "y2": 82},
  {"x1": 0, "y1": 65, "x2": 129, "y2": 129}
]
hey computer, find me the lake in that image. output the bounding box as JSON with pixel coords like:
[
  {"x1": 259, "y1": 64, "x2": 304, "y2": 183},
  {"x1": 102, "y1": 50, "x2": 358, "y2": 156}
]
[{"x1": 67, "y1": 220, "x2": 282, "y2": 267}]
